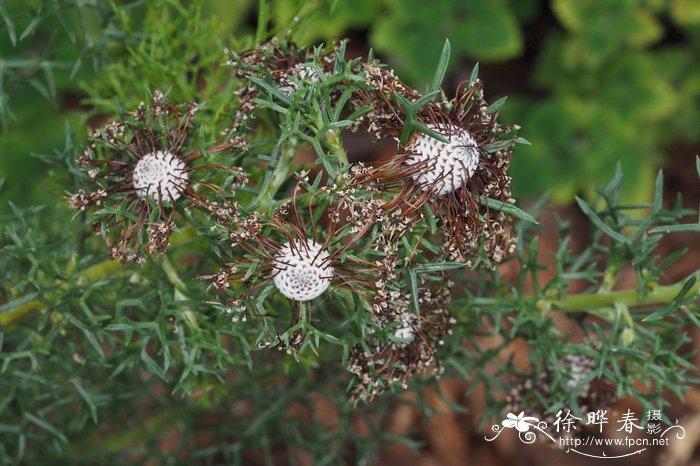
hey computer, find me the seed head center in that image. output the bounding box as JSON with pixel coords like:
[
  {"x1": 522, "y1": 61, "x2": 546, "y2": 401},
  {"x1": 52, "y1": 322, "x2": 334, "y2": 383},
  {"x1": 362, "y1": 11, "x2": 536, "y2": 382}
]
[
  {"x1": 405, "y1": 124, "x2": 479, "y2": 196},
  {"x1": 273, "y1": 240, "x2": 333, "y2": 301},
  {"x1": 132, "y1": 151, "x2": 188, "y2": 203}
]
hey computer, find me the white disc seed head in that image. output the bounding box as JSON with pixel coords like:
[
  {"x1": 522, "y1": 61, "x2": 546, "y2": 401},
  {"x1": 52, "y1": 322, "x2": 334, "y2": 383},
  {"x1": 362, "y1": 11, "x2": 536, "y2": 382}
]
[
  {"x1": 405, "y1": 124, "x2": 480, "y2": 196},
  {"x1": 132, "y1": 151, "x2": 188, "y2": 203},
  {"x1": 272, "y1": 239, "x2": 333, "y2": 301}
]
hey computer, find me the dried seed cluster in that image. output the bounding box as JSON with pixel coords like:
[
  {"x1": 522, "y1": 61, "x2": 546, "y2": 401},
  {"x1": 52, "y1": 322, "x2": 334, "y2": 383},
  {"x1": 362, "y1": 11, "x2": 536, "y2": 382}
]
[{"x1": 207, "y1": 198, "x2": 380, "y2": 329}]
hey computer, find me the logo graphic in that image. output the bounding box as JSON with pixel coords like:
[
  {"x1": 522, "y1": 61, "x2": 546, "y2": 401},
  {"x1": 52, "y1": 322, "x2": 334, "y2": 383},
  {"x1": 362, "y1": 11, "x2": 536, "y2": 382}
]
[{"x1": 485, "y1": 409, "x2": 685, "y2": 459}]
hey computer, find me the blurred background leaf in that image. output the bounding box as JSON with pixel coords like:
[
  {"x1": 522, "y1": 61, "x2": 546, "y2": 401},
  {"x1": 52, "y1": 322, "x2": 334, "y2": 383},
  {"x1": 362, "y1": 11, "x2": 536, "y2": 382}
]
[{"x1": 370, "y1": 0, "x2": 522, "y2": 83}]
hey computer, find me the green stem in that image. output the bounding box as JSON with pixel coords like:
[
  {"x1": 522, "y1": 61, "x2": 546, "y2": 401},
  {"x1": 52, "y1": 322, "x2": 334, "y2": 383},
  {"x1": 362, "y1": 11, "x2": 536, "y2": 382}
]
[
  {"x1": 274, "y1": 0, "x2": 322, "y2": 38},
  {"x1": 0, "y1": 260, "x2": 122, "y2": 328},
  {"x1": 324, "y1": 128, "x2": 348, "y2": 167},
  {"x1": 159, "y1": 254, "x2": 200, "y2": 330},
  {"x1": 160, "y1": 254, "x2": 189, "y2": 295},
  {"x1": 558, "y1": 275, "x2": 699, "y2": 313},
  {"x1": 248, "y1": 139, "x2": 297, "y2": 213},
  {"x1": 464, "y1": 274, "x2": 699, "y2": 321}
]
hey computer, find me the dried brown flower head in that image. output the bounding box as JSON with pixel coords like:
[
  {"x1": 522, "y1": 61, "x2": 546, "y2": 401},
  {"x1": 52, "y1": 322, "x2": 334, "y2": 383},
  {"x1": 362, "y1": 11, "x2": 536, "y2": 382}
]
[
  {"x1": 204, "y1": 191, "x2": 382, "y2": 349},
  {"x1": 347, "y1": 281, "x2": 454, "y2": 403},
  {"x1": 227, "y1": 39, "x2": 338, "y2": 135},
  {"x1": 355, "y1": 80, "x2": 520, "y2": 264},
  {"x1": 68, "y1": 91, "x2": 244, "y2": 263},
  {"x1": 211, "y1": 201, "x2": 378, "y2": 299}
]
